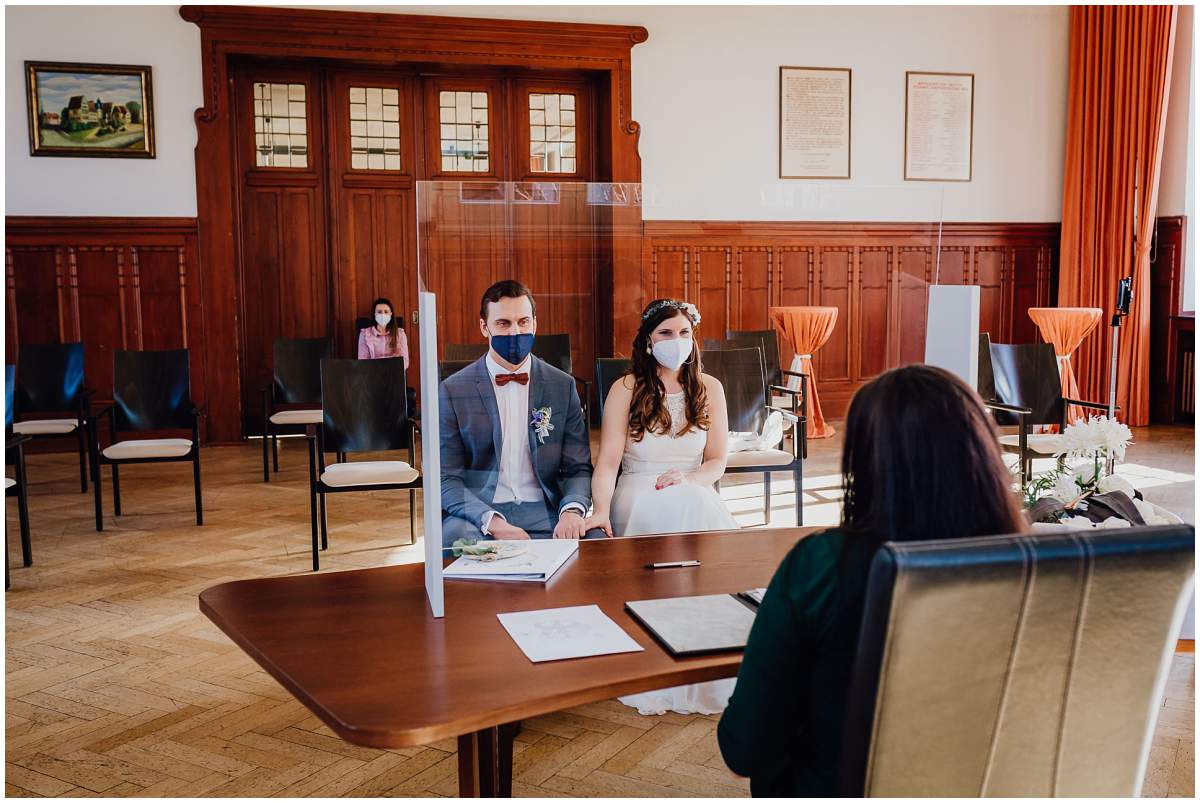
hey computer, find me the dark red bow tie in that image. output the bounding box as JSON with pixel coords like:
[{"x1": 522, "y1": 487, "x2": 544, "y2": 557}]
[{"x1": 495, "y1": 372, "x2": 529, "y2": 387}]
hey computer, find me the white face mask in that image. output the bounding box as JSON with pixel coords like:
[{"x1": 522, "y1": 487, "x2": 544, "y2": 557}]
[
  {"x1": 651, "y1": 338, "x2": 693, "y2": 370},
  {"x1": 375, "y1": 312, "x2": 392, "y2": 327}
]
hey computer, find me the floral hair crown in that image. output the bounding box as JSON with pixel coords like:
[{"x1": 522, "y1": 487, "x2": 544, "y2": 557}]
[{"x1": 641, "y1": 300, "x2": 701, "y2": 326}]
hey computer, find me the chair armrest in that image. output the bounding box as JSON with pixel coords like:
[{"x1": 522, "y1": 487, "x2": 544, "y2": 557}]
[
  {"x1": 6, "y1": 433, "x2": 31, "y2": 450},
  {"x1": 781, "y1": 369, "x2": 809, "y2": 380},
  {"x1": 984, "y1": 401, "x2": 1033, "y2": 416},
  {"x1": 764, "y1": 405, "x2": 800, "y2": 425},
  {"x1": 86, "y1": 403, "x2": 114, "y2": 424},
  {"x1": 1062, "y1": 398, "x2": 1116, "y2": 412},
  {"x1": 768, "y1": 384, "x2": 803, "y2": 398}
]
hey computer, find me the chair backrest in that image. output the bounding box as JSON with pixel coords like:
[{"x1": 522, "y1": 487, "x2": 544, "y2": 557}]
[
  {"x1": 698, "y1": 347, "x2": 767, "y2": 434},
  {"x1": 840, "y1": 525, "x2": 1196, "y2": 797},
  {"x1": 728, "y1": 329, "x2": 783, "y2": 388},
  {"x1": 16, "y1": 342, "x2": 86, "y2": 413},
  {"x1": 445, "y1": 342, "x2": 488, "y2": 362},
  {"x1": 595, "y1": 358, "x2": 631, "y2": 418},
  {"x1": 319, "y1": 357, "x2": 408, "y2": 454},
  {"x1": 5, "y1": 365, "x2": 15, "y2": 433},
  {"x1": 273, "y1": 337, "x2": 330, "y2": 405},
  {"x1": 703, "y1": 338, "x2": 770, "y2": 398},
  {"x1": 113, "y1": 349, "x2": 193, "y2": 432},
  {"x1": 976, "y1": 332, "x2": 997, "y2": 401},
  {"x1": 985, "y1": 341, "x2": 1064, "y2": 426},
  {"x1": 438, "y1": 359, "x2": 474, "y2": 383},
  {"x1": 532, "y1": 333, "x2": 573, "y2": 374}
]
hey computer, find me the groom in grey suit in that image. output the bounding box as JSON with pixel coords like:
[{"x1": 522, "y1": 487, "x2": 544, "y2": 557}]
[{"x1": 439, "y1": 280, "x2": 601, "y2": 546}]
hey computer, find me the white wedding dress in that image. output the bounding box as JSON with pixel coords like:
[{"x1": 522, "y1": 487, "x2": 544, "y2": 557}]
[{"x1": 613, "y1": 390, "x2": 739, "y2": 716}]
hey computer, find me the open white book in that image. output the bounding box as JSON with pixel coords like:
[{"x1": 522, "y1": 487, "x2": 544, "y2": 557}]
[{"x1": 444, "y1": 539, "x2": 578, "y2": 583}]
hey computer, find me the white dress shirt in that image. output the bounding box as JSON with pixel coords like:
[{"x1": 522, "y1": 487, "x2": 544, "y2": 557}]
[{"x1": 481, "y1": 353, "x2": 585, "y2": 534}]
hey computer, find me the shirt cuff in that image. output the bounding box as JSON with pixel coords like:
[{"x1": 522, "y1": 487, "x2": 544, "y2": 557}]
[
  {"x1": 559, "y1": 503, "x2": 586, "y2": 518},
  {"x1": 481, "y1": 510, "x2": 505, "y2": 536}
]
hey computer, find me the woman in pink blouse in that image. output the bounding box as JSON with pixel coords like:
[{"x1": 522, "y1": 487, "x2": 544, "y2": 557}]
[{"x1": 357, "y1": 297, "x2": 409, "y2": 369}]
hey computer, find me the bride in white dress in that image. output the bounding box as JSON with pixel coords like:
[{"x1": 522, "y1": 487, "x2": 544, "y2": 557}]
[{"x1": 586, "y1": 298, "x2": 739, "y2": 715}]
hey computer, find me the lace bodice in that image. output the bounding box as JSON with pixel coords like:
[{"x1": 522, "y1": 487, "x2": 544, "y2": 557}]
[{"x1": 620, "y1": 391, "x2": 707, "y2": 475}]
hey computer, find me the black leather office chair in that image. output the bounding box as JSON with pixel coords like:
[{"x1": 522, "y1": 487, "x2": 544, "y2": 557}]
[
  {"x1": 261, "y1": 337, "x2": 330, "y2": 482},
  {"x1": 13, "y1": 342, "x2": 91, "y2": 492},
  {"x1": 309, "y1": 357, "x2": 420, "y2": 571},
  {"x1": 89, "y1": 349, "x2": 203, "y2": 532},
  {"x1": 840, "y1": 524, "x2": 1195, "y2": 797},
  {"x1": 6, "y1": 365, "x2": 32, "y2": 589},
  {"x1": 702, "y1": 347, "x2": 805, "y2": 525},
  {"x1": 977, "y1": 335, "x2": 1111, "y2": 485}
]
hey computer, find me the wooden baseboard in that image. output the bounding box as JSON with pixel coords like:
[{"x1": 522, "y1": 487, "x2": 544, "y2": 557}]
[{"x1": 1177, "y1": 639, "x2": 1194, "y2": 653}]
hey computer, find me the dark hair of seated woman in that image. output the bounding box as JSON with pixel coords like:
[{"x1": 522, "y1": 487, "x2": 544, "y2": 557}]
[{"x1": 718, "y1": 364, "x2": 1026, "y2": 798}]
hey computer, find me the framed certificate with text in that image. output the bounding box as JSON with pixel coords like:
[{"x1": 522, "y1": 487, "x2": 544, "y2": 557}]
[
  {"x1": 779, "y1": 66, "x2": 851, "y2": 179},
  {"x1": 904, "y1": 71, "x2": 974, "y2": 181}
]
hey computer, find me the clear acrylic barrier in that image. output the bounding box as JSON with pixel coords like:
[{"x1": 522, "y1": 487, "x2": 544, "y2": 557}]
[{"x1": 417, "y1": 181, "x2": 945, "y2": 616}]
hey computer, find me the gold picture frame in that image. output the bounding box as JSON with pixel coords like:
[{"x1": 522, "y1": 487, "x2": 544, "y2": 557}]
[{"x1": 26, "y1": 61, "x2": 156, "y2": 158}]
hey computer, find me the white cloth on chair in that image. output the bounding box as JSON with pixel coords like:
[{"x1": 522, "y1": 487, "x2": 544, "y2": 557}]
[
  {"x1": 728, "y1": 410, "x2": 784, "y2": 453},
  {"x1": 103, "y1": 439, "x2": 194, "y2": 460},
  {"x1": 13, "y1": 418, "x2": 78, "y2": 435}
]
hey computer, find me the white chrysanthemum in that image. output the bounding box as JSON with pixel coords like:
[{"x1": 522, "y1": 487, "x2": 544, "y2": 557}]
[
  {"x1": 683, "y1": 302, "x2": 701, "y2": 326},
  {"x1": 1097, "y1": 473, "x2": 1137, "y2": 497},
  {"x1": 1056, "y1": 415, "x2": 1133, "y2": 461},
  {"x1": 1051, "y1": 471, "x2": 1084, "y2": 504}
]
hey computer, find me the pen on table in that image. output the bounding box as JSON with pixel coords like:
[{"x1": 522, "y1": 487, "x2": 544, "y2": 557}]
[{"x1": 644, "y1": 560, "x2": 701, "y2": 569}]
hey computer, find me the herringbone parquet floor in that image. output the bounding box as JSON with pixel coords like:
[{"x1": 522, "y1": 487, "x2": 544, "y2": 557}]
[{"x1": 5, "y1": 427, "x2": 1195, "y2": 797}]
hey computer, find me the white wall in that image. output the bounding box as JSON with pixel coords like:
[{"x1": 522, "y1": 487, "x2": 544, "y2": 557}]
[
  {"x1": 5, "y1": 4, "x2": 1069, "y2": 222},
  {"x1": 1157, "y1": 5, "x2": 1195, "y2": 312}
]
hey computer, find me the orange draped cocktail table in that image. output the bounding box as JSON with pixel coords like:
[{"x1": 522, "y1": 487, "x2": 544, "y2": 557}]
[
  {"x1": 769, "y1": 306, "x2": 839, "y2": 439},
  {"x1": 1027, "y1": 306, "x2": 1103, "y2": 425}
]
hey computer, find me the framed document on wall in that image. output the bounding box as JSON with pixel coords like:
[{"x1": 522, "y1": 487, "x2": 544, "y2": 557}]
[
  {"x1": 779, "y1": 66, "x2": 851, "y2": 179},
  {"x1": 904, "y1": 71, "x2": 974, "y2": 181}
]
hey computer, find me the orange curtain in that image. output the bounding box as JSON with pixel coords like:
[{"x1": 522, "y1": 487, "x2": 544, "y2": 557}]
[
  {"x1": 769, "y1": 306, "x2": 839, "y2": 439},
  {"x1": 1058, "y1": 5, "x2": 1177, "y2": 426},
  {"x1": 1028, "y1": 306, "x2": 1104, "y2": 424}
]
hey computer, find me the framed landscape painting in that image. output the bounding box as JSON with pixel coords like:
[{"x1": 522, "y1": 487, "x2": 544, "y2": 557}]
[{"x1": 26, "y1": 61, "x2": 156, "y2": 158}]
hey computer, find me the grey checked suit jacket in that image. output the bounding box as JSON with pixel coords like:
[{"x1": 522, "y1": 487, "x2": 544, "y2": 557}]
[{"x1": 438, "y1": 355, "x2": 593, "y2": 526}]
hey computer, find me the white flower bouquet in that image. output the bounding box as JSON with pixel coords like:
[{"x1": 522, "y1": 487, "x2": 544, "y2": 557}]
[{"x1": 1022, "y1": 415, "x2": 1136, "y2": 526}]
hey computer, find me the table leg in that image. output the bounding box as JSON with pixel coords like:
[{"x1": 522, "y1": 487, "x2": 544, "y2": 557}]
[{"x1": 457, "y1": 722, "x2": 517, "y2": 797}]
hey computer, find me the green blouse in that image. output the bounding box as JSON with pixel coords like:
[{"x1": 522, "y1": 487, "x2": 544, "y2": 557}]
[{"x1": 717, "y1": 528, "x2": 877, "y2": 797}]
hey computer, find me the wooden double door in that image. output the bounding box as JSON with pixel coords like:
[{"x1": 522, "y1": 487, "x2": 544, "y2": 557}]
[{"x1": 230, "y1": 59, "x2": 602, "y2": 435}]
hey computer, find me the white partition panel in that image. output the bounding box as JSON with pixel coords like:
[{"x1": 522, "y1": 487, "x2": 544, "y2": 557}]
[{"x1": 925, "y1": 285, "x2": 981, "y2": 389}]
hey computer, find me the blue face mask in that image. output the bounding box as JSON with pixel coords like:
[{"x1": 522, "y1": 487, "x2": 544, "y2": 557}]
[{"x1": 490, "y1": 332, "x2": 535, "y2": 365}]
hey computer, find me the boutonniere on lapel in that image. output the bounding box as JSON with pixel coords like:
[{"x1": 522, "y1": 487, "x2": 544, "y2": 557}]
[{"x1": 530, "y1": 406, "x2": 554, "y2": 444}]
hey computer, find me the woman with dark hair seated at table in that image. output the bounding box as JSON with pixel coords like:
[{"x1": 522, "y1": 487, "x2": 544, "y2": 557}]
[{"x1": 718, "y1": 364, "x2": 1027, "y2": 797}]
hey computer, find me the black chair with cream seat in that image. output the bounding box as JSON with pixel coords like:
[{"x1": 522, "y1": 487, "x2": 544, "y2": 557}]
[
  {"x1": 444, "y1": 342, "x2": 488, "y2": 362},
  {"x1": 6, "y1": 366, "x2": 33, "y2": 590},
  {"x1": 308, "y1": 356, "x2": 420, "y2": 572},
  {"x1": 594, "y1": 357, "x2": 632, "y2": 418},
  {"x1": 531, "y1": 334, "x2": 593, "y2": 425},
  {"x1": 261, "y1": 337, "x2": 330, "y2": 482},
  {"x1": 12, "y1": 342, "x2": 92, "y2": 492},
  {"x1": 706, "y1": 334, "x2": 809, "y2": 459},
  {"x1": 839, "y1": 524, "x2": 1195, "y2": 797},
  {"x1": 977, "y1": 335, "x2": 1112, "y2": 486},
  {"x1": 701, "y1": 347, "x2": 805, "y2": 526},
  {"x1": 88, "y1": 349, "x2": 203, "y2": 532}
]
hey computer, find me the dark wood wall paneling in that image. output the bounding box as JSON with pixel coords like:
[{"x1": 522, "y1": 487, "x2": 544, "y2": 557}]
[
  {"x1": 4, "y1": 217, "x2": 210, "y2": 438},
  {"x1": 1149, "y1": 215, "x2": 1192, "y2": 423},
  {"x1": 642, "y1": 221, "x2": 1060, "y2": 418},
  {"x1": 184, "y1": 4, "x2": 646, "y2": 442}
]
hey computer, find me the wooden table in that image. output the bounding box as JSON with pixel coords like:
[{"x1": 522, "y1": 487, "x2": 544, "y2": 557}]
[{"x1": 199, "y1": 527, "x2": 813, "y2": 796}]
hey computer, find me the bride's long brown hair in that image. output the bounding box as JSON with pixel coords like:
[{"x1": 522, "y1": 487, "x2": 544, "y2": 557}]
[{"x1": 627, "y1": 299, "x2": 709, "y2": 442}]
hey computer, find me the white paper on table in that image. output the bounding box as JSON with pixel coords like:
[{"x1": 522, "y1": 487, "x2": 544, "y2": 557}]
[{"x1": 497, "y1": 604, "x2": 644, "y2": 663}]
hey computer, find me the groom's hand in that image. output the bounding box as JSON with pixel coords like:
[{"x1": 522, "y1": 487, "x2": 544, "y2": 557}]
[
  {"x1": 488, "y1": 519, "x2": 531, "y2": 540},
  {"x1": 553, "y1": 510, "x2": 587, "y2": 540}
]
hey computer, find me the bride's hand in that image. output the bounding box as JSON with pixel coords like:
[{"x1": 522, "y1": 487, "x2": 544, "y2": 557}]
[
  {"x1": 583, "y1": 513, "x2": 614, "y2": 538},
  {"x1": 654, "y1": 469, "x2": 687, "y2": 490}
]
